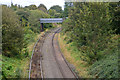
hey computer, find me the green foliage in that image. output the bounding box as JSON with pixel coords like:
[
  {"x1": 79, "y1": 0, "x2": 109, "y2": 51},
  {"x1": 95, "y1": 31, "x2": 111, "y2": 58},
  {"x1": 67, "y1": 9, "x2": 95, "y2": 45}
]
[
  {"x1": 62, "y1": 18, "x2": 73, "y2": 35},
  {"x1": 109, "y1": 2, "x2": 120, "y2": 34},
  {"x1": 16, "y1": 9, "x2": 30, "y2": 21},
  {"x1": 0, "y1": 55, "x2": 2, "y2": 79},
  {"x1": 48, "y1": 9, "x2": 57, "y2": 17},
  {"x1": 16, "y1": 9, "x2": 31, "y2": 27},
  {"x1": 50, "y1": 5, "x2": 63, "y2": 13},
  {"x1": 28, "y1": 10, "x2": 50, "y2": 33},
  {"x1": 38, "y1": 4, "x2": 47, "y2": 13},
  {"x1": 89, "y1": 50, "x2": 118, "y2": 78},
  {"x1": 11, "y1": 3, "x2": 18, "y2": 11},
  {"x1": 0, "y1": 5, "x2": 1, "y2": 52},
  {"x1": 63, "y1": 2, "x2": 113, "y2": 63},
  {"x1": 63, "y1": 2, "x2": 74, "y2": 17},
  {"x1": 23, "y1": 25, "x2": 35, "y2": 47},
  {"x1": 2, "y1": 6, "x2": 24, "y2": 57},
  {"x1": 2, "y1": 3, "x2": 54, "y2": 79},
  {"x1": 43, "y1": 23, "x2": 53, "y2": 29},
  {"x1": 54, "y1": 13, "x2": 62, "y2": 18},
  {"x1": 49, "y1": 5, "x2": 63, "y2": 18},
  {"x1": 2, "y1": 56, "x2": 22, "y2": 78},
  {"x1": 25, "y1": 5, "x2": 37, "y2": 10},
  {"x1": 62, "y1": 2, "x2": 119, "y2": 78}
]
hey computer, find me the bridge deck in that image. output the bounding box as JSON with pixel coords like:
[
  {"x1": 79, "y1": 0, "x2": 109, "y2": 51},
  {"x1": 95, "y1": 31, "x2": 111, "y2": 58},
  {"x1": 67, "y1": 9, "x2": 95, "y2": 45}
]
[{"x1": 40, "y1": 18, "x2": 63, "y2": 23}]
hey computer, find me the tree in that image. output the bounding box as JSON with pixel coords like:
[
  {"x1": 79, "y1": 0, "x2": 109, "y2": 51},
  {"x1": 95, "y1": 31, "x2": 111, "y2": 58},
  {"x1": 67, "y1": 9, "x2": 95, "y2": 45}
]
[
  {"x1": 38, "y1": 4, "x2": 47, "y2": 13},
  {"x1": 16, "y1": 9, "x2": 30, "y2": 26},
  {"x1": 63, "y1": 2, "x2": 113, "y2": 64},
  {"x1": 48, "y1": 9, "x2": 56, "y2": 17},
  {"x1": 50, "y1": 5, "x2": 63, "y2": 13},
  {"x1": 54, "y1": 13, "x2": 62, "y2": 18},
  {"x1": 28, "y1": 10, "x2": 50, "y2": 33},
  {"x1": 11, "y1": 3, "x2": 18, "y2": 11},
  {"x1": 63, "y1": 2, "x2": 74, "y2": 17},
  {"x1": 25, "y1": 4, "x2": 37, "y2": 10},
  {"x1": 109, "y1": 2, "x2": 120, "y2": 34},
  {"x1": 2, "y1": 6, "x2": 24, "y2": 57}
]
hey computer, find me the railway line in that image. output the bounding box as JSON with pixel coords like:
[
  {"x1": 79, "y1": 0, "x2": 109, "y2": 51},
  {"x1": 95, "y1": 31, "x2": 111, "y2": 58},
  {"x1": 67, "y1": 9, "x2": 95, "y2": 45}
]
[
  {"x1": 53, "y1": 29, "x2": 79, "y2": 79},
  {"x1": 29, "y1": 27, "x2": 79, "y2": 79}
]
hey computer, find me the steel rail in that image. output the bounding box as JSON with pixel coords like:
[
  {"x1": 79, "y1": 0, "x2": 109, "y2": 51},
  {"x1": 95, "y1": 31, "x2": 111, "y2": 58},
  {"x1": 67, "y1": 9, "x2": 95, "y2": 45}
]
[
  {"x1": 29, "y1": 32, "x2": 46, "y2": 80},
  {"x1": 29, "y1": 28, "x2": 55, "y2": 80},
  {"x1": 56, "y1": 32, "x2": 80, "y2": 80},
  {"x1": 52, "y1": 28, "x2": 65, "y2": 78},
  {"x1": 51, "y1": 27, "x2": 79, "y2": 79},
  {"x1": 29, "y1": 27, "x2": 79, "y2": 79}
]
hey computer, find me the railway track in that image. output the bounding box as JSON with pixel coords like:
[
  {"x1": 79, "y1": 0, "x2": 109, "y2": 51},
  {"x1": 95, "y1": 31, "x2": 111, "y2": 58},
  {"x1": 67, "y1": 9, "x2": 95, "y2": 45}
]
[
  {"x1": 28, "y1": 28, "x2": 61, "y2": 79},
  {"x1": 29, "y1": 30, "x2": 49, "y2": 79},
  {"x1": 52, "y1": 28, "x2": 79, "y2": 79},
  {"x1": 29, "y1": 27, "x2": 79, "y2": 79}
]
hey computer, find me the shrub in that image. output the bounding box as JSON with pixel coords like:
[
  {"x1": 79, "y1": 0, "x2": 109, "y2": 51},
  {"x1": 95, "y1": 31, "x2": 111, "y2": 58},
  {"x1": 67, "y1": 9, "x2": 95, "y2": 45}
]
[
  {"x1": 2, "y1": 6, "x2": 24, "y2": 57},
  {"x1": 89, "y1": 50, "x2": 118, "y2": 78}
]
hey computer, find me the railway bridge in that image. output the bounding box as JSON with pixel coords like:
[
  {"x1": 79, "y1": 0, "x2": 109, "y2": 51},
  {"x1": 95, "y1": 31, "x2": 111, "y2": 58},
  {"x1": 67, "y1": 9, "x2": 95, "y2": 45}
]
[{"x1": 40, "y1": 18, "x2": 63, "y2": 31}]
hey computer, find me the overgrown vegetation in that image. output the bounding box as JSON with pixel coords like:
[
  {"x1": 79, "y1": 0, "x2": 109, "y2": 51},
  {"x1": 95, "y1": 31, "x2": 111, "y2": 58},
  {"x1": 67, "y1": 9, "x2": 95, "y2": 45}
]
[
  {"x1": 48, "y1": 5, "x2": 63, "y2": 18},
  {"x1": 2, "y1": 6, "x2": 24, "y2": 57},
  {"x1": 62, "y1": 2, "x2": 119, "y2": 78},
  {"x1": 58, "y1": 34, "x2": 92, "y2": 78},
  {"x1": 2, "y1": 3, "x2": 53, "y2": 79},
  {"x1": 1, "y1": 1, "x2": 119, "y2": 79}
]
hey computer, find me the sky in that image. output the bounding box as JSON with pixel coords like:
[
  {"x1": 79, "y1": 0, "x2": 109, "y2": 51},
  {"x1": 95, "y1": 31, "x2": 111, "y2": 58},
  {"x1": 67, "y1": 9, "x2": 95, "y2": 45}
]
[{"x1": 0, "y1": 0, "x2": 65, "y2": 10}]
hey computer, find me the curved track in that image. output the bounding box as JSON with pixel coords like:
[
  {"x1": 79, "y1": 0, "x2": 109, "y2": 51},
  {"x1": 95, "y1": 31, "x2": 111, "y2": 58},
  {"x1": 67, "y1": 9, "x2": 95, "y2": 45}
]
[
  {"x1": 29, "y1": 27, "x2": 79, "y2": 79},
  {"x1": 41, "y1": 27, "x2": 79, "y2": 79}
]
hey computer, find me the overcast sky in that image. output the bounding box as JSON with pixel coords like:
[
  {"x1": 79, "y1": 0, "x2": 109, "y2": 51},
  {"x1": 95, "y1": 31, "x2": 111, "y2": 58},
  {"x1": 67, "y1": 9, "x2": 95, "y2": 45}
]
[{"x1": 0, "y1": 0, "x2": 65, "y2": 10}]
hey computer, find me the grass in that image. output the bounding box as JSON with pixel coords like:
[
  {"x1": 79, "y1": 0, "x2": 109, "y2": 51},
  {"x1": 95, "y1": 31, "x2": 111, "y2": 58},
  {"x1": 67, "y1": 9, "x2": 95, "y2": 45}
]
[{"x1": 58, "y1": 33, "x2": 93, "y2": 78}]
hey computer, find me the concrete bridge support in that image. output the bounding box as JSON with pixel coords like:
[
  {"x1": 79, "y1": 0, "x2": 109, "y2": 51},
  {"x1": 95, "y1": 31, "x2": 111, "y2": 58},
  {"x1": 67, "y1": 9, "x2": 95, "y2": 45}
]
[{"x1": 41, "y1": 23, "x2": 43, "y2": 32}]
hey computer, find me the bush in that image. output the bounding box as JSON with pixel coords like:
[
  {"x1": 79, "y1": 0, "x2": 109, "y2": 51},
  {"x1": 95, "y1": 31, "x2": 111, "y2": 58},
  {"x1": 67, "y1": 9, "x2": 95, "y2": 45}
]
[
  {"x1": 2, "y1": 6, "x2": 24, "y2": 57},
  {"x1": 89, "y1": 50, "x2": 118, "y2": 78},
  {"x1": 109, "y1": 2, "x2": 120, "y2": 34},
  {"x1": 2, "y1": 56, "x2": 22, "y2": 78}
]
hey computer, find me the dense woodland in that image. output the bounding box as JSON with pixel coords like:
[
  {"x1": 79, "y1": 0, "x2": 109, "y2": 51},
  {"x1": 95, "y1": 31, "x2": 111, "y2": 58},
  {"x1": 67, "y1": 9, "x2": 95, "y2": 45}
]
[
  {"x1": 62, "y1": 2, "x2": 120, "y2": 78},
  {"x1": 1, "y1": 2, "x2": 120, "y2": 79}
]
